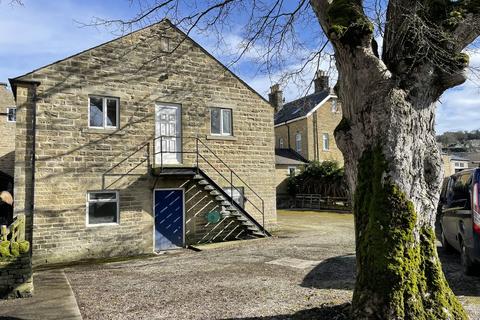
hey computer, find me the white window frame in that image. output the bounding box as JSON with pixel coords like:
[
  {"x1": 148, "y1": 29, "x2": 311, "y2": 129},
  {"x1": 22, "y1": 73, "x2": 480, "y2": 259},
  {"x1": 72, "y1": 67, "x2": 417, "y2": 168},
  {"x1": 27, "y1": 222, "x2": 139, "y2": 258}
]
[
  {"x1": 210, "y1": 107, "x2": 233, "y2": 136},
  {"x1": 6, "y1": 107, "x2": 16, "y2": 123},
  {"x1": 279, "y1": 137, "x2": 284, "y2": 148},
  {"x1": 295, "y1": 133, "x2": 302, "y2": 153},
  {"x1": 331, "y1": 99, "x2": 338, "y2": 113},
  {"x1": 322, "y1": 133, "x2": 330, "y2": 151},
  {"x1": 86, "y1": 191, "x2": 120, "y2": 227},
  {"x1": 88, "y1": 96, "x2": 120, "y2": 129},
  {"x1": 288, "y1": 166, "x2": 297, "y2": 176}
]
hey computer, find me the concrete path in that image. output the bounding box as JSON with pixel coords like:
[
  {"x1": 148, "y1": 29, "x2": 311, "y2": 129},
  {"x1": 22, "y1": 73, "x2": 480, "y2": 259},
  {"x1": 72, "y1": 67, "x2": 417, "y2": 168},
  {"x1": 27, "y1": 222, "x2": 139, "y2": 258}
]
[{"x1": 0, "y1": 270, "x2": 82, "y2": 320}]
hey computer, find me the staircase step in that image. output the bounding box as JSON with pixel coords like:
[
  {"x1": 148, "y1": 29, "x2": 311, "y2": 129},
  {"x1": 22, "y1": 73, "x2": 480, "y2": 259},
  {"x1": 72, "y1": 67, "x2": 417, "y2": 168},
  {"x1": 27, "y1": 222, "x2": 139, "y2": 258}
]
[
  {"x1": 198, "y1": 180, "x2": 209, "y2": 185},
  {"x1": 246, "y1": 225, "x2": 259, "y2": 231},
  {"x1": 215, "y1": 196, "x2": 226, "y2": 201},
  {"x1": 252, "y1": 230, "x2": 265, "y2": 237},
  {"x1": 242, "y1": 221, "x2": 254, "y2": 227},
  {"x1": 204, "y1": 185, "x2": 215, "y2": 191},
  {"x1": 210, "y1": 190, "x2": 221, "y2": 196},
  {"x1": 193, "y1": 175, "x2": 203, "y2": 180},
  {"x1": 226, "y1": 206, "x2": 237, "y2": 211},
  {"x1": 220, "y1": 201, "x2": 231, "y2": 206},
  {"x1": 236, "y1": 216, "x2": 248, "y2": 221}
]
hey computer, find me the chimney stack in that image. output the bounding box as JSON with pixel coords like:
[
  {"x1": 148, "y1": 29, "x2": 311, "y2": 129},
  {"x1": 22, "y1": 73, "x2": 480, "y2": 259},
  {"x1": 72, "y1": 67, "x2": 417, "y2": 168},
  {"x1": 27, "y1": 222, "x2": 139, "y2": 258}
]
[
  {"x1": 269, "y1": 84, "x2": 283, "y2": 113},
  {"x1": 314, "y1": 70, "x2": 329, "y2": 93}
]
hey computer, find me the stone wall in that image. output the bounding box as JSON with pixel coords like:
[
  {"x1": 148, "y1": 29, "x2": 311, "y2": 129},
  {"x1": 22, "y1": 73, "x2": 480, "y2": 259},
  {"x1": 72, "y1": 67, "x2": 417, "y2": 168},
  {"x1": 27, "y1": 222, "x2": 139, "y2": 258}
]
[
  {"x1": 0, "y1": 254, "x2": 33, "y2": 299},
  {"x1": 307, "y1": 98, "x2": 344, "y2": 165},
  {"x1": 274, "y1": 97, "x2": 344, "y2": 165},
  {"x1": 274, "y1": 118, "x2": 309, "y2": 159},
  {"x1": 12, "y1": 20, "x2": 276, "y2": 266},
  {"x1": 0, "y1": 84, "x2": 16, "y2": 177}
]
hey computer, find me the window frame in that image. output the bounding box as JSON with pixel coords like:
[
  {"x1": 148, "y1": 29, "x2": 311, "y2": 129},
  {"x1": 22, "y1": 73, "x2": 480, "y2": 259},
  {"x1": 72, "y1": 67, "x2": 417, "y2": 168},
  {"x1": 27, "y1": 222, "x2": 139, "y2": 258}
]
[
  {"x1": 295, "y1": 133, "x2": 302, "y2": 153},
  {"x1": 331, "y1": 99, "x2": 338, "y2": 113},
  {"x1": 210, "y1": 107, "x2": 233, "y2": 136},
  {"x1": 322, "y1": 133, "x2": 330, "y2": 151},
  {"x1": 88, "y1": 96, "x2": 120, "y2": 129},
  {"x1": 222, "y1": 186, "x2": 245, "y2": 209},
  {"x1": 86, "y1": 190, "x2": 120, "y2": 227},
  {"x1": 6, "y1": 107, "x2": 16, "y2": 123},
  {"x1": 288, "y1": 166, "x2": 297, "y2": 176}
]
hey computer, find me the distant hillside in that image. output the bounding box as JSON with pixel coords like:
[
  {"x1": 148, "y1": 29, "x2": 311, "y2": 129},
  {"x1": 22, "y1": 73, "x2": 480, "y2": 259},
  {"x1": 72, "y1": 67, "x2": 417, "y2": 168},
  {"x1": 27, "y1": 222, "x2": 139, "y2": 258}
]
[{"x1": 437, "y1": 130, "x2": 480, "y2": 152}]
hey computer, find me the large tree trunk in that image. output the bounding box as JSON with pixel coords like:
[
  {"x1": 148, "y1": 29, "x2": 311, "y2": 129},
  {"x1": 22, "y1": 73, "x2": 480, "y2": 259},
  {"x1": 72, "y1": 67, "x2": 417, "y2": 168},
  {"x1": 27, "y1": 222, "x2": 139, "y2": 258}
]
[
  {"x1": 309, "y1": 0, "x2": 474, "y2": 318},
  {"x1": 334, "y1": 75, "x2": 468, "y2": 319}
]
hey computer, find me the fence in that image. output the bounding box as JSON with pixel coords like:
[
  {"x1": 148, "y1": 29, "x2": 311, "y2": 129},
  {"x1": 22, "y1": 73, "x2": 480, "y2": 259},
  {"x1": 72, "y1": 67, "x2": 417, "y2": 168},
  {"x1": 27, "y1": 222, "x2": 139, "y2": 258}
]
[{"x1": 294, "y1": 194, "x2": 351, "y2": 211}]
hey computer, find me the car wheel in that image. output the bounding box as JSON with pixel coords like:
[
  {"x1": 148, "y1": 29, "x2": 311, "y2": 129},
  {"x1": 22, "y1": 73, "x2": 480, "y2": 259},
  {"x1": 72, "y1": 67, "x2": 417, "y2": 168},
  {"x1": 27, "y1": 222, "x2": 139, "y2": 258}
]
[
  {"x1": 440, "y1": 227, "x2": 454, "y2": 253},
  {"x1": 461, "y1": 242, "x2": 476, "y2": 276}
]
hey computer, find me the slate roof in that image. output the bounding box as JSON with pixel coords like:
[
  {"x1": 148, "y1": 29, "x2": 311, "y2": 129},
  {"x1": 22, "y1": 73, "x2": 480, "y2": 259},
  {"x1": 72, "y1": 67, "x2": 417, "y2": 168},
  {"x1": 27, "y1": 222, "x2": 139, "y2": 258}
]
[
  {"x1": 274, "y1": 90, "x2": 330, "y2": 125},
  {"x1": 275, "y1": 148, "x2": 309, "y2": 165}
]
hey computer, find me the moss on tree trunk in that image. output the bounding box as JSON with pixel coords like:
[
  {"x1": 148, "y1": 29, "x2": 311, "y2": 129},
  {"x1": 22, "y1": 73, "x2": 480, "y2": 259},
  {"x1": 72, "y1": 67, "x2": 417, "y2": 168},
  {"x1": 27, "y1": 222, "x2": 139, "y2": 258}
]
[{"x1": 352, "y1": 146, "x2": 468, "y2": 319}]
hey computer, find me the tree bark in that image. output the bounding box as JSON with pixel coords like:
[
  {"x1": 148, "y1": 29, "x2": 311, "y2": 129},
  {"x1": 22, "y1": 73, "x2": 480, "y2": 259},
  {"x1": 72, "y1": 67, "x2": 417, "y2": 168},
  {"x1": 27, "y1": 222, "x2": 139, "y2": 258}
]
[{"x1": 309, "y1": 0, "x2": 475, "y2": 318}]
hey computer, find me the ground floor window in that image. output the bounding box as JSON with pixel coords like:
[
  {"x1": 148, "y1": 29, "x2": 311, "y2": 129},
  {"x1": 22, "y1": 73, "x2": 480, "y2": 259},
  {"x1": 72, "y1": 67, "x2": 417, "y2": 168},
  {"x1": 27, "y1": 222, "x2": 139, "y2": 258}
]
[
  {"x1": 223, "y1": 187, "x2": 244, "y2": 209},
  {"x1": 87, "y1": 191, "x2": 119, "y2": 226}
]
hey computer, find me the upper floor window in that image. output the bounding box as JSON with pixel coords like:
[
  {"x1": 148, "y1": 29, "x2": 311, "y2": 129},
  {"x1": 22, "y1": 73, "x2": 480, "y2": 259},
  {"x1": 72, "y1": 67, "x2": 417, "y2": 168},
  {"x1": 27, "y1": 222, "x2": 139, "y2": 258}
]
[
  {"x1": 87, "y1": 191, "x2": 119, "y2": 226},
  {"x1": 279, "y1": 137, "x2": 284, "y2": 148},
  {"x1": 89, "y1": 96, "x2": 119, "y2": 129},
  {"x1": 323, "y1": 133, "x2": 330, "y2": 151},
  {"x1": 288, "y1": 166, "x2": 296, "y2": 176},
  {"x1": 211, "y1": 108, "x2": 232, "y2": 136},
  {"x1": 295, "y1": 133, "x2": 302, "y2": 153},
  {"x1": 331, "y1": 99, "x2": 338, "y2": 113},
  {"x1": 6, "y1": 107, "x2": 16, "y2": 122}
]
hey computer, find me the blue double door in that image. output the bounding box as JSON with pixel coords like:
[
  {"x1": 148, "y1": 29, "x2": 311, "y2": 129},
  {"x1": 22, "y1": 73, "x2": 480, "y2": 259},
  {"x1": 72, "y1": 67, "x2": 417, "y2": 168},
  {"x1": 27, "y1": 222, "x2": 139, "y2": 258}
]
[{"x1": 154, "y1": 189, "x2": 184, "y2": 251}]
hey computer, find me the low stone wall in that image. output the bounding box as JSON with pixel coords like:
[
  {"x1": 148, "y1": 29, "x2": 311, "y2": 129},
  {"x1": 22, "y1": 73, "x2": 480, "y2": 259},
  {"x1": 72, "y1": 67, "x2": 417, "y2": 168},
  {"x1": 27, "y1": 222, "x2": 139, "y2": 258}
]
[{"x1": 0, "y1": 254, "x2": 33, "y2": 299}]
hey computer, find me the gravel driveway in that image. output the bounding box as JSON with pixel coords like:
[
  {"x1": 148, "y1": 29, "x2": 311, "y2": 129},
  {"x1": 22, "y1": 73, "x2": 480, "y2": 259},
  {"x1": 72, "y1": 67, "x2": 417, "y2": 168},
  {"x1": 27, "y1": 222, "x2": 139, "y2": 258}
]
[{"x1": 64, "y1": 210, "x2": 480, "y2": 319}]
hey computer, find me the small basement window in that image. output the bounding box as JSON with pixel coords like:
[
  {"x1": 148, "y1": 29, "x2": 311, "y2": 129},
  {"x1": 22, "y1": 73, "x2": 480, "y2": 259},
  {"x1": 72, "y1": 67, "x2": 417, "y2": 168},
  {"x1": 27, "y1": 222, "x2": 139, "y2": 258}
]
[
  {"x1": 211, "y1": 108, "x2": 233, "y2": 136},
  {"x1": 6, "y1": 107, "x2": 16, "y2": 122},
  {"x1": 223, "y1": 187, "x2": 244, "y2": 209},
  {"x1": 89, "y1": 96, "x2": 119, "y2": 129},
  {"x1": 87, "y1": 191, "x2": 119, "y2": 226}
]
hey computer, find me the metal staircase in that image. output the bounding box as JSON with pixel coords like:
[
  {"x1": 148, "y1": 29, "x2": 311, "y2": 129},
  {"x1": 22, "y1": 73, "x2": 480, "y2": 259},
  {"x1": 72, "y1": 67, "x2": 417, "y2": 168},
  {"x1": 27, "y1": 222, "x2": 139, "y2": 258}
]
[{"x1": 152, "y1": 135, "x2": 270, "y2": 238}]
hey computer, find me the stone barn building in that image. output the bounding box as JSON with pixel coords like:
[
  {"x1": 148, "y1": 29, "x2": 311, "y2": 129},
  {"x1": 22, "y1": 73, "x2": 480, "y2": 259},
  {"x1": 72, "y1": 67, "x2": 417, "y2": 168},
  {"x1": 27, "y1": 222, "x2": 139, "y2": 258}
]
[{"x1": 9, "y1": 20, "x2": 276, "y2": 266}]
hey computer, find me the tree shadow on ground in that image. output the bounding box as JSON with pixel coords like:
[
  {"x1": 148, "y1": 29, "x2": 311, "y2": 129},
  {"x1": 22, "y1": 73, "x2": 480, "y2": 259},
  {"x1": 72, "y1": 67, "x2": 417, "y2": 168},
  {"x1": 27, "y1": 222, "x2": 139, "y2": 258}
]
[
  {"x1": 221, "y1": 303, "x2": 352, "y2": 320},
  {"x1": 301, "y1": 254, "x2": 356, "y2": 290}
]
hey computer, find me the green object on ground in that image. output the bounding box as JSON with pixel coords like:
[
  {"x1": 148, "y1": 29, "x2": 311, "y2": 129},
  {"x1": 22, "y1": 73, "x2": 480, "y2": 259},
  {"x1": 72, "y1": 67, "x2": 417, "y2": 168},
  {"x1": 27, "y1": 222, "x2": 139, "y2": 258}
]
[{"x1": 206, "y1": 210, "x2": 221, "y2": 224}]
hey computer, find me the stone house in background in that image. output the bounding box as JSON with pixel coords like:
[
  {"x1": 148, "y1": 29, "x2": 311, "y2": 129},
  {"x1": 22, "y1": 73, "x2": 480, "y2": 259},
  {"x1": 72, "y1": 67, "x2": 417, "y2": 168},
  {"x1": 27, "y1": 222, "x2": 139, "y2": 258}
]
[
  {"x1": 270, "y1": 71, "x2": 344, "y2": 206},
  {"x1": 9, "y1": 19, "x2": 276, "y2": 266},
  {"x1": 441, "y1": 153, "x2": 471, "y2": 177},
  {"x1": 0, "y1": 83, "x2": 16, "y2": 179}
]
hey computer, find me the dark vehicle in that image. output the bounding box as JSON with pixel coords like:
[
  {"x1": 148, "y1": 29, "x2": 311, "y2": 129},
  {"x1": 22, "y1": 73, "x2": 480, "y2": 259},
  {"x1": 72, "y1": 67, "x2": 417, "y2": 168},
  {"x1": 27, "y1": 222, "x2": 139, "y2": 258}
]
[{"x1": 439, "y1": 168, "x2": 480, "y2": 275}]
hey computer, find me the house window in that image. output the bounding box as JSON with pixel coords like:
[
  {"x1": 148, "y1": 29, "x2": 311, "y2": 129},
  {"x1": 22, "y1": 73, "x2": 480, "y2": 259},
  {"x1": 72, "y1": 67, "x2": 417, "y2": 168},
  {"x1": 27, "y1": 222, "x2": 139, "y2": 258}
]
[
  {"x1": 279, "y1": 137, "x2": 284, "y2": 148},
  {"x1": 288, "y1": 166, "x2": 297, "y2": 176},
  {"x1": 323, "y1": 133, "x2": 330, "y2": 151},
  {"x1": 295, "y1": 133, "x2": 302, "y2": 153},
  {"x1": 211, "y1": 108, "x2": 232, "y2": 136},
  {"x1": 87, "y1": 191, "x2": 119, "y2": 225},
  {"x1": 223, "y1": 187, "x2": 244, "y2": 209},
  {"x1": 89, "y1": 96, "x2": 119, "y2": 129},
  {"x1": 6, "y1": 108, "x2": 16, "y2": 122},
  {"x1": 331, "y1": 99, "x2": 338, "y2": 113}
]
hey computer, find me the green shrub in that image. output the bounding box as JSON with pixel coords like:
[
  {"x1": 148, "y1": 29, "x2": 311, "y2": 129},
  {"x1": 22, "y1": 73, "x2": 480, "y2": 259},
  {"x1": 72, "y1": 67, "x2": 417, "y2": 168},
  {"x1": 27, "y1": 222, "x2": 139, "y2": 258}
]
[
  {"x1": 10, "y1": 242, "x2": 19, "y2": 257},
  {"x1": 18, "y1": 240, "x2": 30, "y2": 254},
  {"x1": 0, "y1": 241, "x2": 11, "y2": 258}
]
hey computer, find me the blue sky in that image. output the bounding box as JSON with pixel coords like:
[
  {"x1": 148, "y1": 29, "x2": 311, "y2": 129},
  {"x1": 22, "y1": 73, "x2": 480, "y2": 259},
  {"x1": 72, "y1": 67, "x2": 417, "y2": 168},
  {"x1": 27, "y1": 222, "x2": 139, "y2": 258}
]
[{"x1": 1, "y1": 0, "x2": 479, "y2": 134}]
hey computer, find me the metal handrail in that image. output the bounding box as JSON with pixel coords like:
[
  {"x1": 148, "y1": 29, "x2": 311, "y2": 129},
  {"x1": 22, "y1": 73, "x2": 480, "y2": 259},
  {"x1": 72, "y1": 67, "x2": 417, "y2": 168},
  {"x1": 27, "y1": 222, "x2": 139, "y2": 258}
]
[{"x1": 152, "y1": 135, "x2": 266, "y2": 232}]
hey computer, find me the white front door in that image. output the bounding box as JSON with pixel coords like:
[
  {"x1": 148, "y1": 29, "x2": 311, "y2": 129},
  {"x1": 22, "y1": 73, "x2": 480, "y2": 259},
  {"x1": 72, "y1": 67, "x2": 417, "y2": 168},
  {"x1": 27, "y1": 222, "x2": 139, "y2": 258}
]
[{"x1": 155, "y1": 104, "x2": 182, "y2": 165}]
